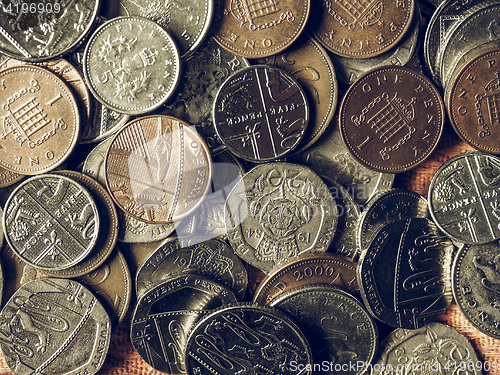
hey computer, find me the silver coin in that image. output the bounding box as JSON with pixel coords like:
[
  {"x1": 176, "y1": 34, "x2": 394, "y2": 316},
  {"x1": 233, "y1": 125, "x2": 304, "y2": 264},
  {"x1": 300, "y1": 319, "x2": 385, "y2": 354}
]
[
  {"x1": 0, "y1": 278, "x2": 111, "y2": 375},
  {"x1": 225, "y1": 162, "x2": 338, "y2": 273},
  {"x1": 3, "y1": 174, "x2": 100, "y2": 271},
  {"x1": 83, "y1": 16, "x2": 181, "y2": 115}
]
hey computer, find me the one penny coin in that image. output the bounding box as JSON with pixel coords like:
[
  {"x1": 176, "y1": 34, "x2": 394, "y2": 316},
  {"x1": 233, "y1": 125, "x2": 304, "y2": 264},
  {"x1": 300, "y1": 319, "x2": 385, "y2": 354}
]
[
  {"x1": 339, "y1": 66, "x2": 444, "y2": 173},
  {"x1": 105, "y1": 115, "x2": 212, "y2": 224}
]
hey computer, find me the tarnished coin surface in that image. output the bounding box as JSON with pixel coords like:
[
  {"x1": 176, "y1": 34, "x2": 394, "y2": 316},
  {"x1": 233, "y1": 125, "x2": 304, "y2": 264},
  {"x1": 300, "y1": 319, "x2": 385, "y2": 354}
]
[
  {"x1": 212, "y1": 0, "x2": 310, "y2": 58},
  {"x1": 428, "y1": 151, "x2": 500, "y2": 244},
  {"x1": 0, "y1": 66, "x2": 80, "y2": 175},
  {"x1": 0, "y1": 0, "x2": 99, "y2": 62},
  {"x1": 185, "y1": 304, "x2": 313, "y2": 375},
  {"x1": 136, "y1": 237, "x2": 248, "y2": 300},
  {"x1": 372, "y1": 323, "x2": 481, "y2": 375},
  {"x1": 83, "y1": 16, "x2": 181, "y2": 115},
  {"x1": 270, "y1": 286, "x2": 378, "y2": 375},
  {"x1": 0, "y1": 278, "x2": 111, "y2": 375},
  {"x1": 213, "y1": 65, "x2": 309, "y2": 162},
  {"x1": 131, "y1": 274, "x2": 237, "y2": 374},
  {"x1": 339, "y1": 66, "x2": 444, "y2": 173},
  {"x1": 310, "y1": 0, "x2": 415, "y2": 59},
  {"x1": 4, "y1": 174, "x2": 100, "y2": 271},
  {"x1": 105, "y1": 115, "x2": 212, "y2": 224},
  {"x1": 225, "y1": 162, "x2": 338, "y2": 273},
  {"x1": 253, "y1": 252, "x2": 359, "y2": 305},
  {"x1": 452, "y1": 241, "x2": 500, "y2": 340},
  {"x1": 358, "y1": 218, "x2": 454, "y2": 329}
]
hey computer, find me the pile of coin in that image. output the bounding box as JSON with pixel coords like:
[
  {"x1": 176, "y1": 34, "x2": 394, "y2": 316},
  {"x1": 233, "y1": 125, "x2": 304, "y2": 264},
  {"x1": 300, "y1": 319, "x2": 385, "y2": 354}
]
[{"x1": 0, "y1": 0, "x2": 499, "y2": 374}]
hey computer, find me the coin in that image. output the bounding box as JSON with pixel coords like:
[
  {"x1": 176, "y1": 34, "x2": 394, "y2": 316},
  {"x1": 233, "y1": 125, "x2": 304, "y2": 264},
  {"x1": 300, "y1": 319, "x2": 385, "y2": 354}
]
[
  {"x1": 82, "y1": 137, "x2": 177, "y2": 243},
  {"x1": 3, "y1": 174, "x2": 100, "y2": 271},
  {"x1": 0, "y1": 166, "x2": 24, "y2": 188},
  {"x1": 135, "y1": 237, "x2": 248, "y2": 300},
  {"x1": 0, "y1": 66, "x2": 80, "y2": 175},
  {"x1": 213, "y1": 65, "x2": 309, "y2": 162},
  {"x1": 445, "y1": 47, "x2": 500, "y2": 153},
  {"x1": 428, "y1": 151, "x2": 500, "y2": 244},
  {"x1": 270, "y1": 286, "x2": 378, "y2": 375},
  {"x1": 184, "y1": 304, "x2": 313, "y2": 375},
  {"x1": 212, "y1": 0, "x2": 310, "y2": 58},
  {"x1": 83, "y1": 16, "x2": 181, "y2": 115},
  {"x1": 372, "y1": 322, "x2": 481, "y2": 375},
  {"x1": 253, "y1": 252, "x2": 359, "y2": 305},
  {"x1": 0, "y1": 0, "x2": 99, "y2": 62},
  {"x1": 358, "y1": 218, "x2": 454, "y2": 329},
  {"x1": 310, "y1": 0, "x2": 415, "y2": 59},
  {"x1": 225, "y1": 162, "x2": 338, "y2": 273},
  {"x1": 131, "y1": 274, "x2": 237, "y2": 374},
  {"x1": 104, "y1": 115, "x2": 212, "y2": 224},
  {"x1": 339, "y1": 66, "x2": 445, "y2": 173}
]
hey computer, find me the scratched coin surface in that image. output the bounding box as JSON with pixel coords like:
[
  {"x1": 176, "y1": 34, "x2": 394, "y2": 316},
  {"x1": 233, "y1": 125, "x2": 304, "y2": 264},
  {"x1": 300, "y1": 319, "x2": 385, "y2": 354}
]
[
  {"x1": 0, "y1": 0, "x2": 99, "y2": 62},
  {"x1": 428, "y1": 151, "x2": 500, "y2": 244},
  {"x1": 0, "y1": 278, "x2": 111, "y2": 375},
  {"x1": 270, "y1": 286, "x2": 378, "y2": 375},
  {"x1": 3, "y1": 174, "x2": 100, "y2": 271},
  {"x1": 358, "y1": 218, "x2": 454, "y2": 329},
  {"x1": 83, "y1": 16, "x2": 181, "y2": 115},
  {"x1": 131, "y1": 274, "x2": 237, "y2": 374},
  {"x1": 212, "y1": 0, "x2": 310, "y2": 58},
  {"x1": 213, "y1": 65, "x2": 309, "y2": 162},
  {"x1": 185, "y1": 304, "x2": 313, "y2": 375},
  {"x1": 339, "y1": 66, "x2": 445, "y2": 173},
  {"x1": 0, "y1": 66, "x2": 80, "y2": 175},
  {"x1": 372, "y1": 323, "x2": 481, "y2": 375},
  {"x1": 105, "y1": 115, "x2": 212, "y2": 224},
  {"x1": 310, "y1": 0, "x2": 415, "y2": 59},
  {"x1": 253, "y1": 252, "x2": 359, "y2": 305},
  {"x1": 225, "y1": 162, "x2": 338, "y2": 273},
  {"x1": 135, "y1": 237, "x2": 248, "y2": 300}
]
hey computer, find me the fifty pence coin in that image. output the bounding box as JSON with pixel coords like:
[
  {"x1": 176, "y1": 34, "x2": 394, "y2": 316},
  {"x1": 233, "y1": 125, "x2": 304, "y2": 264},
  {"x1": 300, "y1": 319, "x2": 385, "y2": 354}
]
[
  {"x1": 0, "y1": 278, "x2": 111, "y2": 375},
  {"x1": 339, "y1": 66, "x2": 445, "y2": 173},
  {"x1": 0, "y1": 66, "x2": 80, "y2": 175},
  {"x1": 225, "y1": 162, "x2": 338, "y2": 273},
  {"x1": 3, "y1": 174, "x2": 100, "y2": 271},
  {"x1": 185, "y1": 304, "x2": 313, "y2": 375},
  {"x1": 358, "y1": 218, "x2": 454, "y2": 329},
  {"x1": 213, "y1": 65, "x2": 309, "y2": 162},
  {"x1": 83, "y1": 16, "x2": 181, "y2": 115},
  {"x1": 105, "y1": 115, "x2": 212, "y2": 224}
]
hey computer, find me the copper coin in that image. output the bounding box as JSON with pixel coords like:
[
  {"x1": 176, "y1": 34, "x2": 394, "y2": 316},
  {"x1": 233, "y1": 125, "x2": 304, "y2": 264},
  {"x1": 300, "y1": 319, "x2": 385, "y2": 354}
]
[
  {"x1": 339, "y1": 66, "x2": 444, "y2": 173},
  {"x1": 0, "y1": 66, "x2": 80, "y2": 174},
  {"x1": 445, "y1": 47, "x2": 500, "y2": 154},
  {"x1": 213, "y1": 65, "x2": 309, "y2": 162},
  {"x1": 212, "y1": 0, "x2": 310, "y2": 58},
  {"x1": 253, "y1": 252, "x2": 359, "y2": 305},
  {"x1": 105, "y1": 115, "x2": 212, "y2": 224},
  {"x1": 0, "y1": 166, "x2": 24, "y2": 188}
]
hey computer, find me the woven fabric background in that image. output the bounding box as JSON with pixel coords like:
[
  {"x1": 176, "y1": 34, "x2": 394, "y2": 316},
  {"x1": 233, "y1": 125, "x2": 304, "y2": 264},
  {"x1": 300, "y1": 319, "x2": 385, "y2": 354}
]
[{"x1": 0, "y1": 124, "x2": 498, "y2": 374}]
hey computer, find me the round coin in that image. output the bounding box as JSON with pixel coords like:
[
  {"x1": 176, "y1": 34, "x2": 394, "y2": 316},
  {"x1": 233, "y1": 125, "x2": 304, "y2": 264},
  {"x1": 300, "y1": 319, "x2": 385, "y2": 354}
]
[
  {"x1": 105, "y1": 115, "x2": 212, "y2": 224},
  {"x1": 339, "y1": 66, "x2": 445, "y2": 173},
  {"x1": 83, "y1": 16, "x2": 181, "y2": 115},
  {"x1": 0, "y1": 278, "x2": 111, "y2": 375},
  {"x1": 253, "y1": 252, "x2": 359, "y2": 305},
  {"x1": 0, "y1": 166, "x2": 24, "y2": 188},
  {"x1": 0, "y1": 66, "x2": 80, "y2": 175},
  {"x1": 3, "y1": 174, "x2": 100, "y2": 271},
  {"x1": 213, "y1": 65, "x2": 309, "y2": 162},
  {"x1": 185, "y1": 304, "x2": 313, "y2": 375},
  {"x1": 358, "y1": 218, "x2": 454, "y2": 329},
  {"x1": 225, "y1": 162, "x2": 338, "y2": 273},
  {"x1": 270, "y1": 286, "x2": 378, "y2": 375},
  {"x1": 428, "y1": 151, "x2": 500, "y2": 244}
]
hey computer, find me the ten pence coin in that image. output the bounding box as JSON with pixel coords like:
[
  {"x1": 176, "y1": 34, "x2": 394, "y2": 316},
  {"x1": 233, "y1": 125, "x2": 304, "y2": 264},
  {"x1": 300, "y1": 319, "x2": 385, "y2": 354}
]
[
  {"x1": 104, "y1": 115, "x2": 212, "y2": 224},
  {"x1": 0, "y1": 66, "x2": 80, "y2": 175}
]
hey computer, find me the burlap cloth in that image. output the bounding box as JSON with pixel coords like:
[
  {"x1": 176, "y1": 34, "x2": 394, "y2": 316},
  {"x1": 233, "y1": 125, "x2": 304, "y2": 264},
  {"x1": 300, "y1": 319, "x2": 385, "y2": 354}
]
[{"x1": 0, "y1": 123, "x2": 498, "y2": 374}]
